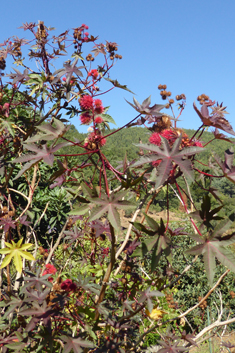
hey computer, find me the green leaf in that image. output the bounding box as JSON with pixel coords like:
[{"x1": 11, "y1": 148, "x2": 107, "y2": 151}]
[
  {"x1": 100, "y1": 113, "x2": 116, "y2": 125},
  {"x1": 104, "y1": 77, "x2": 135, "y2": 94},
  {"x1": 68, "y1": 204, "x2": 90, "y2": 216}
]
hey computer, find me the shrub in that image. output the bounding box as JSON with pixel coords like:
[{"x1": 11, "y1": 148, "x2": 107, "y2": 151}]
[{"x1": 1, "y1": 21, "x2": 235, "y2": 352}]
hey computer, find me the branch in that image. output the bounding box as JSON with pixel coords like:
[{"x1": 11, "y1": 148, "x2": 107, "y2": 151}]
[
  {"x1": 127, "y1": 269, "x2": 230, "y2": 351},
  {"x1": 95, "y1": 223, "x2": 116, "y2": 320}
]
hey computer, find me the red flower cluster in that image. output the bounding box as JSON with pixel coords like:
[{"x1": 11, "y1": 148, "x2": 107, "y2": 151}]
[
  {"x1": 94, "y1": 99, "x2": 104, "y2": 114},
  {"x1": 102, "y1": 247, "x2": 109, "y2": 256},
  {"x1": 149, "y1": 128, "x2": 203, "y2": 169},
  {"x1": 80, "y1": 112, "x2": 92, "y2": 125},
  {"x1": 42, "y1": 264, "x2": 57, "y2": 282},
  {"x1": 149, "y1": 132, "x2": 161, "y2": 146},
  {"x1": 94, "y1": 116, "x2": 103, "y2": 124},
  {"x1": 80, "y1": 95, "x2": 94, "y2": 110},
  {"x1": 79, "y1": 96, "x2": 104, "y2": 125},
  {"x1": 161, "y1": 129, "x2": 178, "y2": 143},
  {"x1": 88, "y1": 69, "x2": 99, "y2": 79},
  {"x1": 191, "y1": 140, "x2": 203, "y2": 147},
  {"x1": 61, "y1": 279, "x2": 77, "y2": 292}
]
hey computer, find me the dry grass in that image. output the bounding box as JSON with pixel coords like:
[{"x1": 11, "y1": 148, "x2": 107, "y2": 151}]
[{"x1": 189, "y1": 332, "x2": 235, "y2": 353}]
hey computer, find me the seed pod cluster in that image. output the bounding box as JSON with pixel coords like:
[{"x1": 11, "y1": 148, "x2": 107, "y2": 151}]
[
  {"x1": 36, "y1": 21, "x2": 48, "y2": 41},
  {"x1": 0, "y1": 56, "x2": 6, "y2": 70},
  {"x1": 154, "y1": 115, "x2": 172, "y2": 133},
  {"x1": 106, "y1": 41, "x2": 119, "y2": 60},
  {"x1": 12, "y1": 42, "x2": 22, "y2": 57},
  {"x1": 176, "y1": 94, "x2": 186, "y2": 101},
  {"x1": 86, "y1": 53, "x2": 94, "y2": 61},
  {"x1": 73, "y1": 28, "x2": 82, "y2": 41},
  {"x1": 197, "y1": 93, "x2": 210, "y2": 105},
  {"x1": 198, "y1": 296, "x2": 207, "y2": 310},
  {"x1": 121, "y1": 261, "x2": 133, "y2": 273},
  {"x1": 230, "y1": 291, "x2": 235, "y2": 299},
  {"x1": 115, "y1": 53, "x2": 122, "y2": 59},
  {"x1": 165, "y1": 292, "x2": 177, "y2": 309},
  {"x1": 38, "y1": 246, "x2": 49, "y2": 261}
]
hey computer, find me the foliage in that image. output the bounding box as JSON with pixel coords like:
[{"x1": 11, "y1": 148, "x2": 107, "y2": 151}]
[{"x1": 1, "y1": 20, "x2": 235, "y2": 353}]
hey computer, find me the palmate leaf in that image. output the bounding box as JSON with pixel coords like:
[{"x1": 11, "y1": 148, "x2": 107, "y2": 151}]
[
  {"x1": 133, "y1": 136, "x2": 204, "y2": 189},
  {"x1": 186, "y1": 217, "x2": 235, "y2": 285},
  {"x1": 133, "y1": 215, "x2": 172, "y2": 270},
  {"x1": 126, "y1": 95, "x2": 166, "y2": 116},
  {"x1": 20, "y1": 269, "x2": 53, "y2": 292},
  {"x1": 193, "y1": 102, "x2": 235, "y2": 136},
  {"x1": 190, "y1": 194, "x2": 224, "y2": 230},
  {"x1": 89, "y1": 190, "x2": 135, "y2": 230},
  {"x1": 19, "y1": 301, "x2": 55, "y2": 332},
  {"x1": 213, "y1": 147, "x2": 235, "y2": 184},
  {"x1": 0, "y1": 239, "x2": 35, "y2": 274},
  {"x1": 52, "y1": 58, "x2": 83, "y2": 84},
  {"x1": 26, "y1": 118, "x2": 69, "y2": 143},
  {"x1": 61, "y1": 335, "x2": 94, "y2": 353},
  {"x1": 13, "y1": 142, "x2": 68, "y2": 179},
  {"x1": 138, "y1": 287, "x2": 164, "y2": 312}
]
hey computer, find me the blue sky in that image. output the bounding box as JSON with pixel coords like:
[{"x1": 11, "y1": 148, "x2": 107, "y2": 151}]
[{"x1": 1, "y1": 0, "x2": 235, "y2": 134}]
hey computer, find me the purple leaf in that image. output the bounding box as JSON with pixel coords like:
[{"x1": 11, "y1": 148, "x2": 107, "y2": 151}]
[
  {"x1": 186, "y1": 217, "x2": 235, "y2": 284},
  {"x1": 133, "y1": 135, "x2": 204, "y2": 189},
  {"x1": 89, "y1": 190, "x2": 135, "y2": 230},
  {"x1": 61, "y1": 335, "x2": 93, "y2": 353},
  {"x1": 126, "y1": 96, "x2": 166, "y2": 116}
]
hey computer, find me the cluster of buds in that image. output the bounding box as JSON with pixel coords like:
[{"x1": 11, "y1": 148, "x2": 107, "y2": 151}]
[
  {"x1": 106, "y1": 41, "x2": 120, "y2": 60},
  {"x1": 197, "y1": 93, "x2": 210, "y2": 105},
  {"x1": 73, "y1": 24, "x2": 89, "y2": 50},
  {"x1": 88, "y1": 69, "x2": 99, "y2": 80},
  {"x1": 86, "y1": 53, "x2": 94, "y2": 62},
  {"x1": 198, "y1": 296, "x2": 207, "y2": 310},
  {"x1": 0, "y1": 56, "x2": 6, "y2": 70},
  {"x1": 84, "y1": 131, "x2": 106, "y2": 150}
]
